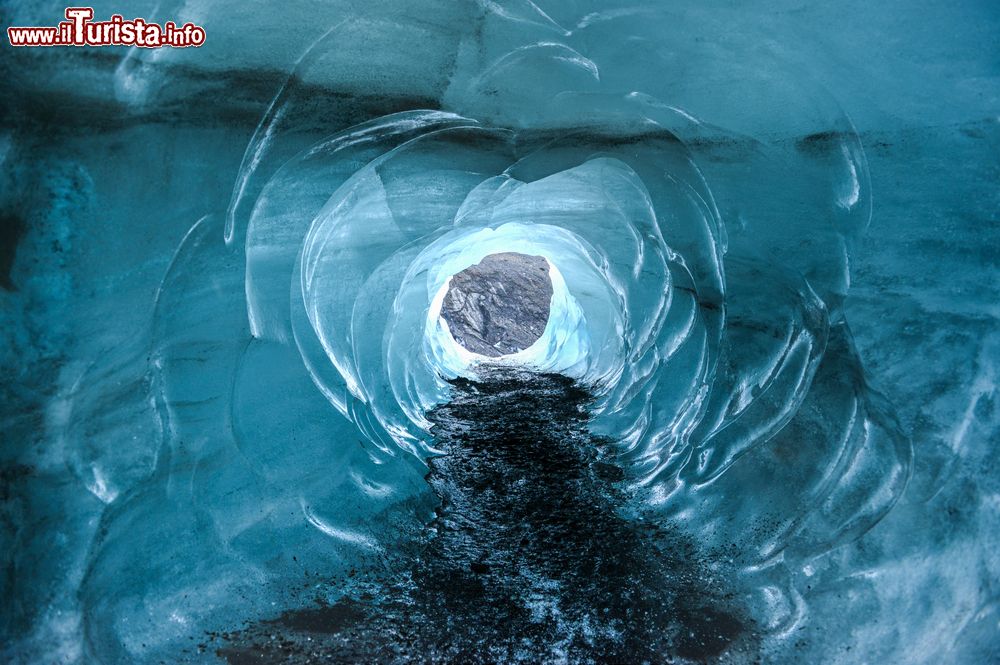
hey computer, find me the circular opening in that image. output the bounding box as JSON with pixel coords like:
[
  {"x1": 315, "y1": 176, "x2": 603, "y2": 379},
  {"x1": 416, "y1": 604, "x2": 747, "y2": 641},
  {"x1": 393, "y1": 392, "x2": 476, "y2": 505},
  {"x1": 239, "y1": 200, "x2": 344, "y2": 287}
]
[{"x1": 439, "y1": 252, "x2": 554, "y2": 358}]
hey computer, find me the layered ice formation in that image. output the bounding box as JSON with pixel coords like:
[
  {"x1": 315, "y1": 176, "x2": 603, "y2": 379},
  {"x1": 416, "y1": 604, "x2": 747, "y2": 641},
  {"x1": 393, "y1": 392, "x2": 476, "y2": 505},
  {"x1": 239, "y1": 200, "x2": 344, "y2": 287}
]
[{"x1": 1, "y1": 1, "x2": 997, "y2": 663}]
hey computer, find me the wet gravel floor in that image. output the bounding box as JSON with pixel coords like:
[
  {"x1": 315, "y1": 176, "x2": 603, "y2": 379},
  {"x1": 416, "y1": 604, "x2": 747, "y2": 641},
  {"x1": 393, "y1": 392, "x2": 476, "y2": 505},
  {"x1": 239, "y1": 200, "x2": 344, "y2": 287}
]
[{"x1": 216, "y1": 370, "x2": 757, "y2": 664}]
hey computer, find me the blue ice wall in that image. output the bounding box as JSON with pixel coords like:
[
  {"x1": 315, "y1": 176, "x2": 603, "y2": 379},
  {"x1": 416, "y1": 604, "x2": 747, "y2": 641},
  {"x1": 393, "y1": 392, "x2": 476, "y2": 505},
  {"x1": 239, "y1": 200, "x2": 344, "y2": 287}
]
[{"x1": 1, "y1": 1, "x2": 997, "y2": 663}]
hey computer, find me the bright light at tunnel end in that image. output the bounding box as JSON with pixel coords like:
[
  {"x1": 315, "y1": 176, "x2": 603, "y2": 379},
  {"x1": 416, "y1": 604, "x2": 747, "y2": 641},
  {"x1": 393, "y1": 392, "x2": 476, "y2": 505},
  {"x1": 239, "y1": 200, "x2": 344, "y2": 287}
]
[
  {"x1": 419, "y1": 223, "x2": 594, "y2": 381},
  {"x1": 428, "y1": 250, "x2": 584, "y2": 374}
]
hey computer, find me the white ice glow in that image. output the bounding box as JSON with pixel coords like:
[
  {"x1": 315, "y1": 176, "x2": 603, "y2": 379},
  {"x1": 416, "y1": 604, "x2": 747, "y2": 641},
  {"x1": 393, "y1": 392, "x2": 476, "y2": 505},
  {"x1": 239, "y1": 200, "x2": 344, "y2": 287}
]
[{"x1": 385, "y1": 221, "x2": 618, "y2": 430}]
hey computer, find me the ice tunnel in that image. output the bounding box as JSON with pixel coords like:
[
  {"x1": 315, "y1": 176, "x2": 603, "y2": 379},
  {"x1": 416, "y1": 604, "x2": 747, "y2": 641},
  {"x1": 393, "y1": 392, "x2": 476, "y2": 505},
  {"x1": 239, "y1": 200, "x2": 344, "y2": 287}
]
[{"x1": 1, "y1": 1, "x2": 998, "y2": 664}]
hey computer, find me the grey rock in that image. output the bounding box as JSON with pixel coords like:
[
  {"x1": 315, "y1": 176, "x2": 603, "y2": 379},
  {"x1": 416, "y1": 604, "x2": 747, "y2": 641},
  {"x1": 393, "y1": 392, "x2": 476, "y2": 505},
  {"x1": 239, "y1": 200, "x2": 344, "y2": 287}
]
[{"x1": 441, "y1": 252, "x2": 553, "y2": 357}]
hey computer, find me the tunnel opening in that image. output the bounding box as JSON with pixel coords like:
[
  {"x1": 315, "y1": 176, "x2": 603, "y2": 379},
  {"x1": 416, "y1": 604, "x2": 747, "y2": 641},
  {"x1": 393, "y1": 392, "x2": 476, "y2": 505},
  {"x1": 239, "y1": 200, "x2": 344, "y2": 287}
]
[{"x1": 439, "y1": 251, "x2": 554, "y2": 359}]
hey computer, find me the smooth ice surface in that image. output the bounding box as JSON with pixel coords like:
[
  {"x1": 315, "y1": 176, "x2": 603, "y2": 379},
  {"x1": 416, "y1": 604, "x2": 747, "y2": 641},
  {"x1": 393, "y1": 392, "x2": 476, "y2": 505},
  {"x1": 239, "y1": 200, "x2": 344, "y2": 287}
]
[{"x1": 1, "y1": 1, "x2": 997, "y2": 663}]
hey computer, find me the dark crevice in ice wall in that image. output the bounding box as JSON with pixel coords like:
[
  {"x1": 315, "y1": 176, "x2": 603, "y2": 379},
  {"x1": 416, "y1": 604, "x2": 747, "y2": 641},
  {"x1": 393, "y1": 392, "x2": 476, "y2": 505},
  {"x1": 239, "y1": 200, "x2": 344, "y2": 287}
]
[
  {"x1": 0, "y1": 83, "x2": 442, "y2": 136},
  {"x1": 214, "y1": 370, "x2": 756, "y2": 664},
  {"x1": 0, "y1": 212, "x2": 26, "y2": 291},
  {"x1": 1, "y1": 53, "x2": 442, "y2": 134}
]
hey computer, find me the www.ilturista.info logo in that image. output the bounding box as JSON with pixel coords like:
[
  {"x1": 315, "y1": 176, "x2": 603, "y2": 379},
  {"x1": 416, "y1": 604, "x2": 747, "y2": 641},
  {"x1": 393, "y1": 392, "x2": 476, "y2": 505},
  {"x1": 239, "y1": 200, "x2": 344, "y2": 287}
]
[{"x1": 7, "y1": 7, "x2": 206, "y2": 47}]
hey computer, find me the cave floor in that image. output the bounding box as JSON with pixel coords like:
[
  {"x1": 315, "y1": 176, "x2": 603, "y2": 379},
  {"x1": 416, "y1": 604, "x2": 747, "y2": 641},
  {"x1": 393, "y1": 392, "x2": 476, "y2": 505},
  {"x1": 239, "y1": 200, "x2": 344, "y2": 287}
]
[{"x1": 215, "y1": 369, "x2": 756, "y2": 664}]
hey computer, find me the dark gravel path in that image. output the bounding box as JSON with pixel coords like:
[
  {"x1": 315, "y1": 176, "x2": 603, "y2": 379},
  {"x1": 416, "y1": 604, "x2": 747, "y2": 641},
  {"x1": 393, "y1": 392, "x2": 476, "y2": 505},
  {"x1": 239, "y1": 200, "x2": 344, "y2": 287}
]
[{"x1": 216, "y1": 370, "x2": 755, "y2": 664}]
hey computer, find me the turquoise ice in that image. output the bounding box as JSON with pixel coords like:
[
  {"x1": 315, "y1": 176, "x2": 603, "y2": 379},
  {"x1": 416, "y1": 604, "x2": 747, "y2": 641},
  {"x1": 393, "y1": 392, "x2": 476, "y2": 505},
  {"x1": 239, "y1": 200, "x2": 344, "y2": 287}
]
[{"x1": 1, "y1": 1, "x2": 997, "y2": 663}]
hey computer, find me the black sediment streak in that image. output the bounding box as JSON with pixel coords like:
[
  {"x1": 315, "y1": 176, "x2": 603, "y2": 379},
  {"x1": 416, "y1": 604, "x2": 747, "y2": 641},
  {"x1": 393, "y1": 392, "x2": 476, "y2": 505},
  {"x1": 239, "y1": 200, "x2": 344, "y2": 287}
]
[{"x1": 219, "y1": 370, "x2": 753, "y2": 664}]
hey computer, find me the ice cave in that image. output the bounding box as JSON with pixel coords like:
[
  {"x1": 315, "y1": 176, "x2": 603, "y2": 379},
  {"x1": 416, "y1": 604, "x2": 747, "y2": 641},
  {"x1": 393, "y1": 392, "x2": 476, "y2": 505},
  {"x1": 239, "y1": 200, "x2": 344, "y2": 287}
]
[{"x1": 1, "y1": 1, "x2": 998, "y2": 663}]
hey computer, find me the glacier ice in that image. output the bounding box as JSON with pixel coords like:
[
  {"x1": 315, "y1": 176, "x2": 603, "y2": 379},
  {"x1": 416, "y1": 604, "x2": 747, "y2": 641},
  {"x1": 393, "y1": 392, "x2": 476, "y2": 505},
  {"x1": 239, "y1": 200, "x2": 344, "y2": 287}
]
[{"x1": 1, "y1": 0, "x2": 997, "y2": 663}]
